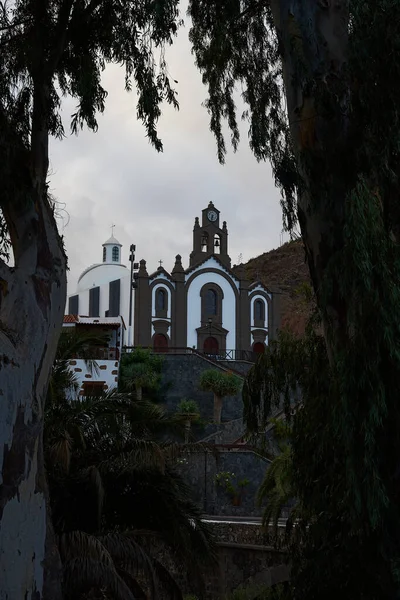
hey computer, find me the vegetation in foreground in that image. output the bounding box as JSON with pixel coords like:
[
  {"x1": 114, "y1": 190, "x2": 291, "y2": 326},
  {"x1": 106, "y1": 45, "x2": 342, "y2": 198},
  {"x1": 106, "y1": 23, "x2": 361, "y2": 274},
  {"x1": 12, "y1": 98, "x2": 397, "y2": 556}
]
[{"x1": 45, "y1": 332, "x2": 217, "y2": 599}]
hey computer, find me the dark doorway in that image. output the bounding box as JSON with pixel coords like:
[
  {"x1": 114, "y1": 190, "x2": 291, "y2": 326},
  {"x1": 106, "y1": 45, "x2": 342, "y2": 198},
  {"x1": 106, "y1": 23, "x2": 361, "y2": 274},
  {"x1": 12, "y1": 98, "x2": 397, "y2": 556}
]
[
  {"x1": 153, "y1": 333, "x2": 168, "y2": 352},
  {"x1": 204, "y1": 336, "x2": 219, "y2": 355},
  {"x1": 253, "y1": 342, "x2": 265, "y2": 355}
]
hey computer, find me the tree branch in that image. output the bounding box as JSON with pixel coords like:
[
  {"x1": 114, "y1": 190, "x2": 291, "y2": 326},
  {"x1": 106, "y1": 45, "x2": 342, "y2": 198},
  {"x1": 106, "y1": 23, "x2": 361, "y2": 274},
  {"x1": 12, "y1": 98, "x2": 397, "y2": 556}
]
[
  {"x1": 47, "y1": 0, "x2": 76, "y2": 74},
  {"x1": 0, "y1": 19, "x2": 30, "y2": 32}
]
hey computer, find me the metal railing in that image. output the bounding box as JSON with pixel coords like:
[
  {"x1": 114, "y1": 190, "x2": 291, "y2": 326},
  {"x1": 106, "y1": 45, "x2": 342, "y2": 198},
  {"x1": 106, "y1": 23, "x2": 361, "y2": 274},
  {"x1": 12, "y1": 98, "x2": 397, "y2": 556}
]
[{"x1": 123, "y1": 346, "x2": 258, "y2": 363}]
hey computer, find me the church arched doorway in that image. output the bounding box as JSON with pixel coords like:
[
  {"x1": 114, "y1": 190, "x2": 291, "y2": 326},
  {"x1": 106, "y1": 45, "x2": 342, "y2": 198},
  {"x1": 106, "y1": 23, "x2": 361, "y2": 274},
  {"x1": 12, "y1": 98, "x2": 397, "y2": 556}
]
[
  {"x1": 253, "y1": 342, "x2": 265, "y2": 355},
  {"x1": 204, "y1": 336, "x2": 219, "y2": 355},
  {"x1": 153, "y1": 333, "x2": 168, "y2": 353}
]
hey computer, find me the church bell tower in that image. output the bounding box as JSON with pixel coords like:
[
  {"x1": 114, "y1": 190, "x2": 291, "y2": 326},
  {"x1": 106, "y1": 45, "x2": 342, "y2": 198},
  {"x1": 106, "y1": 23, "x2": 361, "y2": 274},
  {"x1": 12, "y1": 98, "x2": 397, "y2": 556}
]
[{"x1": 189, "y1": 202, "x2": 231, "y2": 268}]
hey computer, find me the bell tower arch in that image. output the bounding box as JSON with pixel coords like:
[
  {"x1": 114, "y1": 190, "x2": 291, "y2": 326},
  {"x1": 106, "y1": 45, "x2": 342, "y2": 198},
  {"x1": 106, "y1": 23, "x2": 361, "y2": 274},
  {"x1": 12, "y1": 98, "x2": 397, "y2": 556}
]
[{"x1": 189, "y1": 202, "x2": 231, "y2": 268}]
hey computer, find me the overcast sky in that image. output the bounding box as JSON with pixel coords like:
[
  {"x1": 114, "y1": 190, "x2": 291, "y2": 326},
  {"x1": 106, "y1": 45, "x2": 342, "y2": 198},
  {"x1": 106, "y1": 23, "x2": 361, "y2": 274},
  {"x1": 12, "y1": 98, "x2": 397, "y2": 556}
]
[{"x1": 49, "y1": 11, "x2": 286, "y2": 294}]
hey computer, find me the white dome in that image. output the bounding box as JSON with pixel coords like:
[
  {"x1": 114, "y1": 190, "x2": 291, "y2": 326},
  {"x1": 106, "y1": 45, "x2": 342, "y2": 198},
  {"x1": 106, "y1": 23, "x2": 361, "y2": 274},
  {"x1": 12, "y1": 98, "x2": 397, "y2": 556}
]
[
  {"x1": 77, "y1": 262, "x2": 129, "y2": 293},
  {"x1": 102, "y1": 235, "x2": 122, "y2": 247}
]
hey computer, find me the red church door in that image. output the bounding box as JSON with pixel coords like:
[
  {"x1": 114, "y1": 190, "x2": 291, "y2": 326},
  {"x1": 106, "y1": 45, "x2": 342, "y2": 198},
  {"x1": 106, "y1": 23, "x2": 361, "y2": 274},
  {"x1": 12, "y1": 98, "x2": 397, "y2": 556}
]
[
  {"x1": 253, "y1": 342, "x2": 265, "y2": 355},
  {"x1": 153, "y1": 333, "x2": 168, "y2": 353},
  {"x1": 204, "y1": 336, "x2": 219, "y2": 355}
]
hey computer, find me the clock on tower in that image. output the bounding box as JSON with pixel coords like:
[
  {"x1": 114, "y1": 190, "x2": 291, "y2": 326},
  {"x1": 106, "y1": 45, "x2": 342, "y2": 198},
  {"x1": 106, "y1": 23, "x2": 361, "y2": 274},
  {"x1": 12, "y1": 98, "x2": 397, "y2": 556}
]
[{"x1": 189, "y1": 201, "x2": 231, "y2": 268}]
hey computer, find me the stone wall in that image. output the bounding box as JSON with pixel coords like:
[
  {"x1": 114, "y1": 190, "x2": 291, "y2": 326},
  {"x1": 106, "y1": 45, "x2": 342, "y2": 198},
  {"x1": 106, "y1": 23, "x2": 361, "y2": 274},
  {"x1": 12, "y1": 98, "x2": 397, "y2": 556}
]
[
  {"x1": 155, "y1": 521, "x2": 290, "y2": 599},
  {"x1": 178, "y1": 448, "x2": 270, "y2": 517},
  {"x1": 160, "y1": 354, "x2": 245, "y2": 425}
]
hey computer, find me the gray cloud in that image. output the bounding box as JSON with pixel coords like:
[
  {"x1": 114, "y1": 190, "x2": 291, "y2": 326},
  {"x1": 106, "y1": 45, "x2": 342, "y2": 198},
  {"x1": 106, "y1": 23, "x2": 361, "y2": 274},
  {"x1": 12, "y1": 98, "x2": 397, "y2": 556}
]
[{"x1": 50, "y1": 13, "x2": 287, "y2": 294}]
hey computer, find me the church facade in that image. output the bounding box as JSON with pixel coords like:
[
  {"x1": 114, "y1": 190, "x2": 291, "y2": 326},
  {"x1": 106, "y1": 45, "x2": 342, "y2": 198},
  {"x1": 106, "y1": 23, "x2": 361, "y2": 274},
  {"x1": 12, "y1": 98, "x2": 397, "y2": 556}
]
[{"x1": 133, "y1": 203, "x2": 280, "y2": 356}]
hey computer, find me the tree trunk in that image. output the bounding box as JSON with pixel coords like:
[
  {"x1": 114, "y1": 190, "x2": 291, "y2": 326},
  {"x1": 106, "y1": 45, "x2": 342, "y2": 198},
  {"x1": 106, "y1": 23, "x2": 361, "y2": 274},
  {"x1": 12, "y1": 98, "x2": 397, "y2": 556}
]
[
  {"x1": 135, "y1": 384, "x2": 143, "y2": 402},
  {"x1": 184, "y1": 419, "x2": 191, "y2": 444},
  {"x1": 0, "y1": 98, "x2": 65, "y2": 597},
  {"x1": 270, "y1": 0, "x2": 351, "y2": 359},
  {"x1": 213, "y1": 394, "x2": 223, "y2": 424}
]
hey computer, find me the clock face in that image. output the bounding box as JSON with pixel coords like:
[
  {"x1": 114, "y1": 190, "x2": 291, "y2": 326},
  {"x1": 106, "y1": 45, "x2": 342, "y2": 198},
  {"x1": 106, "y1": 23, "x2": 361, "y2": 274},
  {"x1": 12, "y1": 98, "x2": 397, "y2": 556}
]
[{"x1": 208, "y1": 210, "x2": 218, "y2": 222}]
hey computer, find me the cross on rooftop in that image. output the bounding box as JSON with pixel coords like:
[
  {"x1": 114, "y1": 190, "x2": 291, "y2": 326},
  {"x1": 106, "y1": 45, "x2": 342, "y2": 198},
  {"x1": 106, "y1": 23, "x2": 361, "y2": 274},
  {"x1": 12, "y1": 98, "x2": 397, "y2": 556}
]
[
  {"x1": 159, "y1": 259, "x2": 163, "y2": 268},
  {"x1": 111, "y1": 224, "x2": 115, "y2": 236}
]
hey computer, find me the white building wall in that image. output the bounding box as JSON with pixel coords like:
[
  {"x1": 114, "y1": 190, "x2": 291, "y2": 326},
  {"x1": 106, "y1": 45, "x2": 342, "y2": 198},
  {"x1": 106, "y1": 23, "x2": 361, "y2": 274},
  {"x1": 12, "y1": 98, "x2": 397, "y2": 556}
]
[
  {"x1": 186, "y1": 271, "x2": 237, "y2": 350},
  {"x1": 67, "y1": 358, "x2": 119, "y2": 398},
  {"x1": 67, "y1": 269, "x2": 131, "y2": 344},
  {"x1": 77, "y1": 263, "x2": 129, "y2": 291}
]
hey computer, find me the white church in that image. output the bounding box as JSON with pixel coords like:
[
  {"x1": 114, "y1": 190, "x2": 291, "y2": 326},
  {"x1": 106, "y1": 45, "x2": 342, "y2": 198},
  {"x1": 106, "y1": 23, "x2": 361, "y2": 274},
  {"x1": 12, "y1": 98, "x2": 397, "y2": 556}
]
[
  {"x1": 66, "y1": 203, "x2": 281, "y2": 362},
  {"x1": 67, "y1": 232, "x2": 134, "y2": 345}
]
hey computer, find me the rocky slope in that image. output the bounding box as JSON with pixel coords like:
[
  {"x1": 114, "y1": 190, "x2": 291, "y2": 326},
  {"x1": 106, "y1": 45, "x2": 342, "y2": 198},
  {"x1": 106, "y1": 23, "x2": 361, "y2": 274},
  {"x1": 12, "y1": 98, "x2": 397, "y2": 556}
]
[{"x1": 234, "y1": 239, "x2": 313, "y2": 335}]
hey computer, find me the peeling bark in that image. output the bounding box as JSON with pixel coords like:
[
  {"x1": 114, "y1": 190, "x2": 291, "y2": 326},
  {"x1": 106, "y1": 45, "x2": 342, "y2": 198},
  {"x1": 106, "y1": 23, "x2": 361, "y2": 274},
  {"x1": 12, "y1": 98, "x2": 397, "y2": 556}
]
[{"x1": 0, "y1": 92, "x2": 65, "y2": 599}]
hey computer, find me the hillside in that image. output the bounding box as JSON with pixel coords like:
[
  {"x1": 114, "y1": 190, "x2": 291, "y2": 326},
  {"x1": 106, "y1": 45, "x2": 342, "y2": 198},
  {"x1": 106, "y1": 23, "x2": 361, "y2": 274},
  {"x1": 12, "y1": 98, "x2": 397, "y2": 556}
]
[{"x1": 235, "y1": 239, "x2": 313, "y2": 335}]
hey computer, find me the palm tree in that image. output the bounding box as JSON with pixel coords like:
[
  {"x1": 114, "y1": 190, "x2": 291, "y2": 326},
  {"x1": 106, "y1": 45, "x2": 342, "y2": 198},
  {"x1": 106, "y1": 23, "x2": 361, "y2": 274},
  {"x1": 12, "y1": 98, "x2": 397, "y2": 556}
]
[
  {"x1": 199, "y1": 369, "x2": 243, "y2": 424},
  {"x1": 175, "y1": 399, "x2": 201, "y2": 443},
  {"x1": 45, "y1": 371, "x2": 216, "y2": 599},
  {"x1": 47, "y1": 328, "x2": 108, "y2": 405}
]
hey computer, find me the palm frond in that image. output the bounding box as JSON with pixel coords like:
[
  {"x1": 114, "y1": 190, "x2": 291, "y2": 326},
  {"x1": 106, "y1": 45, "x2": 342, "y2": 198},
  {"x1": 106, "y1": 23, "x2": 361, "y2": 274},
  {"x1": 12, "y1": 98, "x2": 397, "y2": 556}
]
[
  {"x1": 150, "y1": 556, "x2": 184, "y2": 600},
  {"x1": 63, "y1": 557, "x2": 135, "y2": 600},
  {"x1": 99, "y1": 440, "x2": 166, "y2": 475},
  {"x1": 59, "y1": 531, "x2": 115, "y2": 568},
  {"x1": 48, "y1": 433, "x2": 72, "y2": 473},
  {"x1": 258, "y1": 443, "x2": 294, "y2": 535},
  {"x1": 99, "y1": 534, "x2": 157, "y2": 599}
]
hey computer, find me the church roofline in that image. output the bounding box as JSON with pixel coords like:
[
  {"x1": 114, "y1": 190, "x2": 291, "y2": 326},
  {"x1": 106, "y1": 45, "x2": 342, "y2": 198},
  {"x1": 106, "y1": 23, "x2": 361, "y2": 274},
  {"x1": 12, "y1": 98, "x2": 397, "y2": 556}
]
[
  {"x1": 248, "y1": 280, "x2": 273, "y2": 295},
  {"x1": 77, "y1": 262, "x2": 127, "y2": 283},
  {"x1": 102, "y1": 235, "x2": 122, "y2": 246},
  {"x1": 148, "y1": 266, "x2": 173, "y2": 281},
  {"x1": 184, "y1": 253, "x2": 239, "y2": 282}
]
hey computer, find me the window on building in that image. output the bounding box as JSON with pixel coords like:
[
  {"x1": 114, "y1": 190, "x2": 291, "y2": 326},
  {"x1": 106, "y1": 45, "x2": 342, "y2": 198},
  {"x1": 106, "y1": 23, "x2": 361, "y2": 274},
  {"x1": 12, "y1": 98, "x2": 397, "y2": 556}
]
[
  {"x1": 254, "y1": 299, "x2": 265, "y2": 322},
  {"x1": 156, "y1": 288, "x2": 167, "y2": 312},
  {"x1": 214, "y1": 234, "x2": 221, "y2": 254},
  {"x1": 82, "y1": 381, "x2": 105, "y2": 397},
  {"x1": 112, "y1": 246, "x2": 119, "y2": 262},
  {"x1": 103, "y1": 246, "x2": 106, "y2": 262},
  {"x1": 205, "y1": 289, "x2": 217, "y2": 315}
]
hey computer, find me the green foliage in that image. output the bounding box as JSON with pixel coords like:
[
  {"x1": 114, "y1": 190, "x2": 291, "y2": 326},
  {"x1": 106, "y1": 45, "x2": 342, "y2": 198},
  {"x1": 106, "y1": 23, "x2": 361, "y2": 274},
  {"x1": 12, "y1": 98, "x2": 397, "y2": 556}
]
[
  {"x1": 45, "y1": 333, "x2": 216, "y2": 598},
  {"x1": 199, "y1": 369, "x2": 242, "y2": 398},
  {"x1": 45, "y1": 389, "x2": 217, "y2": 599},
  {"x1": 215, "y1": 471, "x2": 249, "y2": 498},
  {"x1": 188, "y1": 0, "x2": 298, "y2": 231},
  {"x1": 119, "y1": 348, "x2": 164, "y2": 398},
  {"x1": 0, "y1": 0, "x2": 181, "y2": 151},
  {"x1": 47, "y1": 328, "x2": 109, "y2": 406},
  {"x1": 257, "y1": 419, "x2": 294, "y2": 536},
  {"x1": 176, "y1": 399, "x2": 200, "y2": 416}
]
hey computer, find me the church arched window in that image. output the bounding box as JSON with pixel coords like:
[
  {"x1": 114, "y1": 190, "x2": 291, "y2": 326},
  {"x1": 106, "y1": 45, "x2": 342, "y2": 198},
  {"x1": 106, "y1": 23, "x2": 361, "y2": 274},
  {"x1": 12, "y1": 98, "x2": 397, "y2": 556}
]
[
  {"x1": 112, "y1": 246, "x2": 119, "y2": 262},
  {"x1": 103, "y1": 247, "x2": 106, "y2": 262},
  {"x1": 156, "y1": 288, "x2": 166, "y2": 311},
  {"x1": 214, "y1": 234, "x2": 221, "y2": 254},
  {"x1": 254, "y1": 299, "x2": 265, "y2": 322},
  {"x1": 205, "y1": 289, "x2": 217, "y2": 315}
]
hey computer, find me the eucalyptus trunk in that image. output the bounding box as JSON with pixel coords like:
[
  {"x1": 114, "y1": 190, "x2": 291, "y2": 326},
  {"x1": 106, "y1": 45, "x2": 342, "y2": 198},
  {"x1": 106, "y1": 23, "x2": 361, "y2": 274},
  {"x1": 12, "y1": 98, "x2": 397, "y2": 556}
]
[
  {"x1": 270, "y1": 0, "x2": 351, "y2": 359},
  {"x1": 213, "y1": 394, "x2": 223, "y2": 424},
  {"x1": 0, "y1": 89, "x2": 65, "y2": 598}
]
